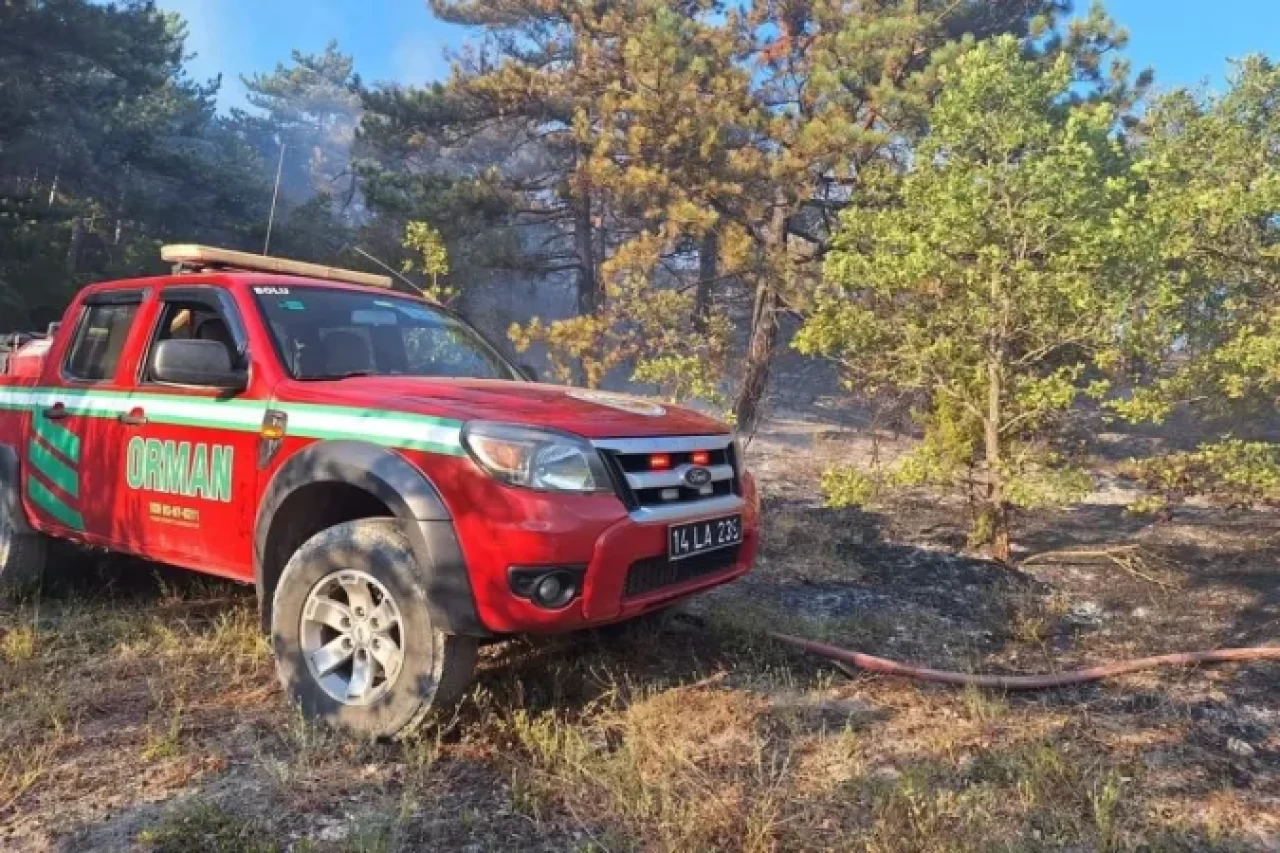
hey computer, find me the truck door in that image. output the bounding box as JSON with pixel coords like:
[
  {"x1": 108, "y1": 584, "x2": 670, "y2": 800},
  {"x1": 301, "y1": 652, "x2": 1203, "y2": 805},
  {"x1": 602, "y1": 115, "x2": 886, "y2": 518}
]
[
  {"x1": 25, "y1": 290, "x2": 147, "y2": 544},
  {"x1": 122, "y1": 286, "x2": 262, "y2": 580}
]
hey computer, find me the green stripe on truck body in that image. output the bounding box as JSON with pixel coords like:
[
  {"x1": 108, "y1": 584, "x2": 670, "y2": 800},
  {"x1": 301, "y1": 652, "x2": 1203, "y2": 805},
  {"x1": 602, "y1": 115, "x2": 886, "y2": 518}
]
[
  {"x1": 28, "y1": 438, "x2": 79, "y2": 498},
  {"x1": 0, "y1": 386, "x2": 466, "y2": 455},
  {"x1": 27, "y1": 474, "x2": 85, "y2": 531},
  {"x1": 32, "y1": 414, "x2": 82, "y2": 463}
]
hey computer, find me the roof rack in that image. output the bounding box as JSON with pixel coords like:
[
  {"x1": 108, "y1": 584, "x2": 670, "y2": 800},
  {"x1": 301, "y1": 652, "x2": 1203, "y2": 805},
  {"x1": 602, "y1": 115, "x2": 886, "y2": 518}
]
[{"x1": 160, "y1": 244, "x2": 393, "y2": 289}]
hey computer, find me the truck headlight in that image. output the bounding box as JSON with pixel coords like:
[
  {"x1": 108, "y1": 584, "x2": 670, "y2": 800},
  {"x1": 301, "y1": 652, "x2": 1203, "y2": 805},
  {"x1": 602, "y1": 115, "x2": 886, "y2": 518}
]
[{"x1": 461, "y1": 422, "x2": 611, "y2": 493}]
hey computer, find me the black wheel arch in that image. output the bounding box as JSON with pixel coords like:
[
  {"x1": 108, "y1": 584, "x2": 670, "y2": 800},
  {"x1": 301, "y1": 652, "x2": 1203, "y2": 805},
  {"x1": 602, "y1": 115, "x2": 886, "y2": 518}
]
[
  {"x1": 0, "y1": 443, "x2": 35, "y2": 535},
  {"x1": 254, "y1": 440, "x2": 488, "y2": 638},
  {"x1": 0, "y1": 443, "x2": 16, "y2": 489}
]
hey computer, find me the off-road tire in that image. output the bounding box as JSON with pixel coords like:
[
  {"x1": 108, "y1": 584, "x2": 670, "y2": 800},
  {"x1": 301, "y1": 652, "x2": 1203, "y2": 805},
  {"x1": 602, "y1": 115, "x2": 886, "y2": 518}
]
[
  {"x1": 0, "y1": 468, "x2": 47, "y2": 598},
  {"x1": 271, "y1": 518, "x2": 478, "y2": 739}
]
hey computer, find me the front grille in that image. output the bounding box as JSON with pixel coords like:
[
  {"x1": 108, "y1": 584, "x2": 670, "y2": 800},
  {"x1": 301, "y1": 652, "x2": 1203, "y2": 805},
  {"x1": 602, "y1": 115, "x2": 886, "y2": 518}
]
[
  {"x1": 624, "y1": 545, "x2": 742, "y2": 599},
  {"x1": 634, "y1": 479, "x2": 735, "y2": 506},
  {"x1": 613, "y1": 447, "x2": 732, "y2": 473},
  {"x1": 597, "y1": 437, "x2": 742, "y2": 512}
]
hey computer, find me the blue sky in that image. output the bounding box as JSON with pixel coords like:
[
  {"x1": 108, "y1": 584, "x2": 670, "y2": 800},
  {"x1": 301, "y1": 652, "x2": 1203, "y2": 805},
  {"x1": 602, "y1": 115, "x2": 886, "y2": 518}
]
[
  {"x1": 158, "y1": 0, "x2": 456, "y2": 107},
  {"x1": 157, "y1": 0, "x2": 1280, "y2": 111},
  {"x1": 1107, "y1": 0, "x2": 1280, "y2": 92}
]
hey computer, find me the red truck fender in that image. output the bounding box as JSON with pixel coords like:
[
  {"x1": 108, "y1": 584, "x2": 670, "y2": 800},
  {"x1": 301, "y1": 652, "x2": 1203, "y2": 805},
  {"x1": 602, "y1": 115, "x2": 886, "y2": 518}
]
[{"x1": 253, "y1": 439, "x2": 487, "y2": 638}]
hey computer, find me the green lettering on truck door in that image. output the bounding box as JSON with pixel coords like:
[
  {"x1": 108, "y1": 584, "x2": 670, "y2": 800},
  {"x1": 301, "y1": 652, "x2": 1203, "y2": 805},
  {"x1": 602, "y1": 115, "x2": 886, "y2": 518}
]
[
  {"x1": 126, "y1": 436, "x2": 234, "y2": 503},
  {"x1": 163, "y1": 441, "x2": 192, "y2": 496},
  {"x1": 210, "y1": 445, "x2": 233, "y2": 502}
]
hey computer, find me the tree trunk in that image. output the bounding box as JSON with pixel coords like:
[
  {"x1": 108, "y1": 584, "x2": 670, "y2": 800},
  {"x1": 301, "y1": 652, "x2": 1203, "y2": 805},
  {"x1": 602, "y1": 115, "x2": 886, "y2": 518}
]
[
  {"x1": 984, "y1": 357, "x2": 1011, "y2": 562},
  {"x1": 693, "y1": 229, "x2": 718, "y2": 332},
  {"x1": 595, "y1": 210, "x2": 607, "y2": 284},
  {"x1": 574, "y1": 190, "x2": 598, "y2": 315},
  {"x1": 732, "y1": 200, "x2": 788, "y2": 435},
  {"x1": 114, "y1": 163, "x2": 131, "y2": 245},
  {"x1": 66, "y1": 217, "x2": 84, "y2": 275},
  {"x1": 733, "y1": 279, "x2": 779, "y2": 434}
]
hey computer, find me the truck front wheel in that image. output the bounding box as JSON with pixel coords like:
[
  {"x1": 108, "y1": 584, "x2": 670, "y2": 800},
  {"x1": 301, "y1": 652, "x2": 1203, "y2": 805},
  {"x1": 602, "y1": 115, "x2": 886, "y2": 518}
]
[
  {"x1": 270, "y1": 518, "x2": 478, "y2": 739},
  {"x1": 0, "y1": 474, "x2": 47, "y2": 597}
]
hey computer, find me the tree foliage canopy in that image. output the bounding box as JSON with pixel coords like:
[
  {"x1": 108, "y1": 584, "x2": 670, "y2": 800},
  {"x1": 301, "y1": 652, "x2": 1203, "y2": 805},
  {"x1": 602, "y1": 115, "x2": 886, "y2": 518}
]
[
  {"x1": 369, "y1": 0, "x2": 1095, "y2": 413},
  {"x1": 1115, "y1": 56, "x2": 1280, "y2": 422},
  {"x1": 7, "y1": 0, "x2": 1280, "y2": 560},
  {"x1": 0, "y1": 0, "x2": 272, "y2": 325},
  {"x1": 801, "y1": 36, "x2": 1153, "y2": 558}
]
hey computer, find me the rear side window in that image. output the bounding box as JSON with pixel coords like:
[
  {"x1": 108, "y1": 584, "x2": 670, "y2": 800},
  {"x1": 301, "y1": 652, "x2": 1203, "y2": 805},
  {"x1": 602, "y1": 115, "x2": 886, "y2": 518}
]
[{"x1": 64, "y1": 302, "x2": 140, "y2": 382}]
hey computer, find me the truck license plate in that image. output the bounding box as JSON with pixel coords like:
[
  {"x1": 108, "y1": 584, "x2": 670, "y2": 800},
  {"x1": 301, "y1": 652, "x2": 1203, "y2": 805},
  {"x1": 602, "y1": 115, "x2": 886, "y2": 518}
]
[{"x1": 669, "y1": 514, "x2": 743, "y2": 561}]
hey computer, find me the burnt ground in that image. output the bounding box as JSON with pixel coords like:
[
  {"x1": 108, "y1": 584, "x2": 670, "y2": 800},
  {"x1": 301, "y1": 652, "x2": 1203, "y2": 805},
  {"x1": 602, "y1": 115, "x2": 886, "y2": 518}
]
[{"x1": 1, "y1": 423, "x2": 1278, "y2": 851}]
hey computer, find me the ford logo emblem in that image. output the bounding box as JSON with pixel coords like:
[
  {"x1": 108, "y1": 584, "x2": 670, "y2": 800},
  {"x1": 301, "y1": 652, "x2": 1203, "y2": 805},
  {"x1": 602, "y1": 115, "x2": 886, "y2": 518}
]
[{"x1": 683, "y1": 466, "x2": 713, "y2": 488}]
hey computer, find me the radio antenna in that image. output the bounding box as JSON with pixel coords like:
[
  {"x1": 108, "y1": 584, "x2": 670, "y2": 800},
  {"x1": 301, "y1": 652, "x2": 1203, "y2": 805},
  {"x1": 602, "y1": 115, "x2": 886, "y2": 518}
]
[
  {"x1": 347, "y1": 245, "x2": 424, "y2": 296},
  {"x1": 263, "y1": 142, "x2": 286, "y2": 256}
]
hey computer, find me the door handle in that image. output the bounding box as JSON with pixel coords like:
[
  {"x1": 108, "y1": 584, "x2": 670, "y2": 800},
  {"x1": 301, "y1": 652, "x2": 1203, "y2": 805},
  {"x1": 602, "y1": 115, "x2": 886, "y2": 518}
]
[
  {"x1": 119, "y1": 408, "x2": 147, "y2": 427},
  {"x1": 42, "y1": 405, "x2": 68, "y2": 421}
]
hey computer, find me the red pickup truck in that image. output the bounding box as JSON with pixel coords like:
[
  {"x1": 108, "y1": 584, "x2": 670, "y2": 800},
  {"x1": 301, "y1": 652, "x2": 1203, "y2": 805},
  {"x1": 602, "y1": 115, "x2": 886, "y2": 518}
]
[{"x1": 0, "y1": 246, "x2": 758, "y2": 737}]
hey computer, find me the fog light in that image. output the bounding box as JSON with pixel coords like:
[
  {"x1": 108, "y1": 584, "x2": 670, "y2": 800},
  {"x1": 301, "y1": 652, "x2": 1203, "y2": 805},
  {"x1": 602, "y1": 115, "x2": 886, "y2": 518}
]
[
  {"x1": 508, "y1": 565, "x2": 585, "y2": 610},
  {"x1": 534, "y1": 574, "x2": 570, "y2": 607}
]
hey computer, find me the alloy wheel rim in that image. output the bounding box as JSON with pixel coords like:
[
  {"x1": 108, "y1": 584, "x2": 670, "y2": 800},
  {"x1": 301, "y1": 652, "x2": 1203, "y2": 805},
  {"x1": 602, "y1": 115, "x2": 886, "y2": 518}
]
[{"x1": 300, "y1": 570, "x2": 405, "y2": 706}]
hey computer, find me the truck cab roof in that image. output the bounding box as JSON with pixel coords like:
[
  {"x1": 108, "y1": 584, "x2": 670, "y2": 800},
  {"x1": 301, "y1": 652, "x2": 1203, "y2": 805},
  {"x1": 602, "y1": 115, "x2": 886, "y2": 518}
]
[
  {"x1": 84, "y1": 242, "x2": 416, "y2": 302},
  {"x1": 80, "y1": 271, "x2": 417, "y2": 300}
]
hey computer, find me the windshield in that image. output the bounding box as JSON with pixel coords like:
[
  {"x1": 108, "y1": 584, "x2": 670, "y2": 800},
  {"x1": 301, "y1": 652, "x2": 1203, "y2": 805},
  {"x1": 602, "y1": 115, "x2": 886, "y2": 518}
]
[{"x1": 252, "y1": 285, "x2": 519, "y2": 381}]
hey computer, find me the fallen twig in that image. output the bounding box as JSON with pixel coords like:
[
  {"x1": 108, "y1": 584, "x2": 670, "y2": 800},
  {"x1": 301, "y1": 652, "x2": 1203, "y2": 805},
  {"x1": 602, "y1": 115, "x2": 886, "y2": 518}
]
[
  {"x1": 1022, "y1": 546, "x2": 1178, "y2": 589},
  {"x1": 1022, "y1": 544, "x2": 1142, "y2": 561}
]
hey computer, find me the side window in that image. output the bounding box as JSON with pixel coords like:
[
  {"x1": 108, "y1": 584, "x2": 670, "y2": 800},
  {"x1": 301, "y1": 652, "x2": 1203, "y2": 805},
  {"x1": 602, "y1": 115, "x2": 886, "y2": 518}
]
[
  {"x1": 143, "y1": 299, "x2": 240, "y2": 383},
  {"x1": 64, "y1": 302, "x2": 141, "y2": 382}
]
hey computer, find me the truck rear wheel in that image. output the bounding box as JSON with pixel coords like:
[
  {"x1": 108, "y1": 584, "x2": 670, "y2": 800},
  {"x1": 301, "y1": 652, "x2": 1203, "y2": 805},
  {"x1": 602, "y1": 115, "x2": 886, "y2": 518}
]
[
  {"x1": 270, "y1": 518, "x2": 477, "y2": 739},
  {"x1": 0, "y1": 472, "x2": 47, "y2": 598}
]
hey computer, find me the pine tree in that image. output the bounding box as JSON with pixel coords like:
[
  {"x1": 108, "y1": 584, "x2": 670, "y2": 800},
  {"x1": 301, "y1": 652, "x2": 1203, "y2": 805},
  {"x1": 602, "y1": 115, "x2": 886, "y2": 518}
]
[
  {"x1": 399, "y1": 0, "x2": 1075, "y2": 407},
  {"x1": 724, "y1": 0, "x2": 1135, "y2": 432},
  {"x1": 0, "y1": 0, "x2": 273, "y2": 328},
  {"x1": 361, "y1": 0, "x2": 653, "y2": 314},
  {"x1": 235, "y1": 42, "x2": 364, "y2": 213}
]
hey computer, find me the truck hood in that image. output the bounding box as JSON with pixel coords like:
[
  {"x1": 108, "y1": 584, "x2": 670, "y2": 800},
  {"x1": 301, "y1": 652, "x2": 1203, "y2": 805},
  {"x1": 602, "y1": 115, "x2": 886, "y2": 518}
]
[{"x1": 283, "y1": 378, "x2": 730, "y2": 438}]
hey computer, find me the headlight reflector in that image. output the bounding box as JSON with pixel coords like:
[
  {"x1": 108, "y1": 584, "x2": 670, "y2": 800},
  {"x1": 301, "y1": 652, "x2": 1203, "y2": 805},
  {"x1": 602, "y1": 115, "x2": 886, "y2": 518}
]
[{"x1": 461, "y1": 422, "x2": 610, "y2": 493}]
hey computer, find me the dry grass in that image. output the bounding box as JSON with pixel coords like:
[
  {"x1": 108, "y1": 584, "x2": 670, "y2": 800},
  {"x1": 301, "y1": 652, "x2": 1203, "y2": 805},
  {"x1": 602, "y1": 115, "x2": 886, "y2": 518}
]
[
  {"x1": 0, "y1": 579, "x2": 276, "y2": 843},
  {"x1": 2, "y1": 484, "x2": 1278, "y2": 850},
  {"x1": 137, "y1": 804, "x2": 282, "y2": 853},
  {"x1": 465, "y1": 653, "x2": 1181, "y2": 852},
  {"x1": 501, "y1": 683, "x2": 786, "y2": 850}
]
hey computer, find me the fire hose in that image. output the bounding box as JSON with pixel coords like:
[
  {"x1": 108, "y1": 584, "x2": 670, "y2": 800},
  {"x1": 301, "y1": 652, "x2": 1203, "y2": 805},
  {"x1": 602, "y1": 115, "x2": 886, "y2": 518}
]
[{"x1": 769, "y1": 632, "x2": 1280, "y2": 690}]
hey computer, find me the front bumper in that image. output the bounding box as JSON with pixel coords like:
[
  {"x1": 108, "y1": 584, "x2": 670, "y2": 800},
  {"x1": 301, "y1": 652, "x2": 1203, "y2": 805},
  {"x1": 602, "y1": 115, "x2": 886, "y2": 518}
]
[{"x1": 457, "y1": 469, "x2": 760, "y2": 634}]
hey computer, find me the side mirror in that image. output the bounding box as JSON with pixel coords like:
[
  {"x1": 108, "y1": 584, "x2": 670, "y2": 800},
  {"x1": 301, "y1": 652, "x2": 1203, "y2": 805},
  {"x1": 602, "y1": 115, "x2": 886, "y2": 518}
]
[
  {"x1": 517, "y1": 363, "x2": 538, "y2": 382},
  {"x1": 152, "y1": 339, "x2": 247, "y2": 391}
]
